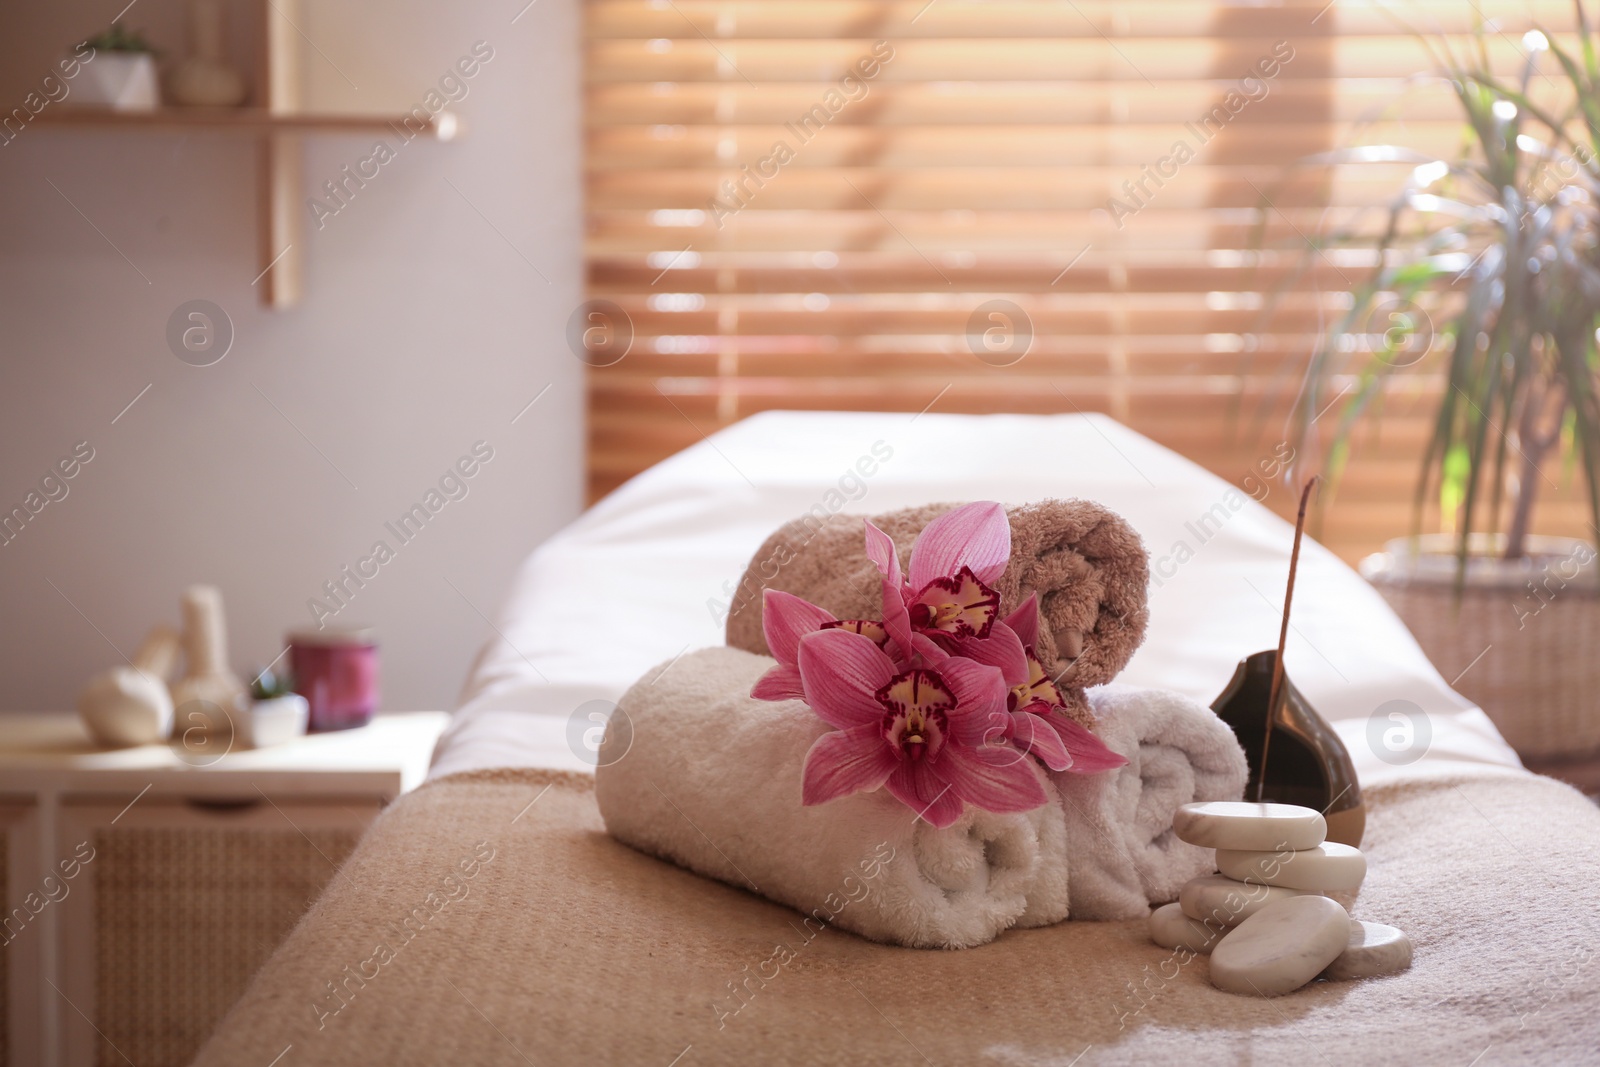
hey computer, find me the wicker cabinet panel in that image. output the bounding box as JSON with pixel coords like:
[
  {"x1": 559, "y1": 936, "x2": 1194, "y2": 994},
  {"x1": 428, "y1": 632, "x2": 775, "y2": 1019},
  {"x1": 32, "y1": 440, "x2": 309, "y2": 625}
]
[
  {"x1": 89, "y1": 825, "x2": 359, "y2": 1067},
  {"x1": 54, "y1": 799, "x2": 380, "y2": 1067}
]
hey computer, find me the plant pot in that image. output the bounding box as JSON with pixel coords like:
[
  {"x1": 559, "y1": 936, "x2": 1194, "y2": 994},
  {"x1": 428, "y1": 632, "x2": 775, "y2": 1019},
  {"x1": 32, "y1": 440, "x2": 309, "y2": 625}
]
[
  {"x1": 1361, "y1": 533, "x2": 1600, "y2": 759},
  {"x1": 242, "y1": 693, "x2": 309, "y2": 748},
  {"x1": 74, "y1": 53, "x2": 160, "y2": 110}
]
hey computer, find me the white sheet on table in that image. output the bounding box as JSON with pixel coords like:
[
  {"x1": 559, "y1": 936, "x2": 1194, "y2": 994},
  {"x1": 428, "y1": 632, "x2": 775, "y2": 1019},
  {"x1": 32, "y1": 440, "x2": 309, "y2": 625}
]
[{"x1": 429, "y1": 411, "x2": 1522, "y2": 787}]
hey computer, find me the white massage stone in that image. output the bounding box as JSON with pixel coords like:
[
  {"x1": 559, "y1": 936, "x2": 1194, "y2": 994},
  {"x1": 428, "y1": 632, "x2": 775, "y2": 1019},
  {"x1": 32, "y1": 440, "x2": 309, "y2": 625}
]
[
  {"x1": 1173, "y1": 801, "x2": 1326, "y2": 851},
  {"x1": 1179, "y1": 874, "x2": 1316, "y2": 927},
  {"x1": 1208, "y1": 895, "x2": 1350, "y2": 996},
  {"x1": 1148, "y1": 902, "x2": 1228, "y2": 956},
  {"x1": 1324, "y1": 920, "x2": 1413, "y2": 980},
  {"x1": 1216, "y1": 841, "x2": 1366, "y2": 892}
]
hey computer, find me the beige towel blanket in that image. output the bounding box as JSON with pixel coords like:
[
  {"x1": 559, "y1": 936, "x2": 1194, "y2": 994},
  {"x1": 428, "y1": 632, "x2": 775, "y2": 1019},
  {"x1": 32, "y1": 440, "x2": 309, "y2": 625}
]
[{"x1": 193, "y1": 766, "x2": 1600, "y2": 1066}]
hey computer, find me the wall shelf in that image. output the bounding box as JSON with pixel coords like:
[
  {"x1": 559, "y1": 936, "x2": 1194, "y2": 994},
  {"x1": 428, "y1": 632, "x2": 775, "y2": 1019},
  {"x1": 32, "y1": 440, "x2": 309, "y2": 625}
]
[
  {"x1": 35, "y1": 0, "x2": 459, "y2": 309},
  {"x1": 38, "y1": 106, "x2": 457, "y2": 139}
]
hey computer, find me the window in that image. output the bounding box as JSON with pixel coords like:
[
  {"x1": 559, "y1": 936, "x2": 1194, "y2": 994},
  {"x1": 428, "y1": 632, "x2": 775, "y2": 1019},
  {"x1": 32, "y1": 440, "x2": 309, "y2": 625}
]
[{"x1": 584, "y1": 0, "x2": 1590, "y2": 560}]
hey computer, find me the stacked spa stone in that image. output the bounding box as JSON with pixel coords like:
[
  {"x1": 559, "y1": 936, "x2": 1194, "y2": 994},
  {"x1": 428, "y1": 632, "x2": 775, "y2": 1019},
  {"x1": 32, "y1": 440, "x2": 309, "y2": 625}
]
[{"x1": 1147, "y1": 801, "x2": 1413, "y2": 996}]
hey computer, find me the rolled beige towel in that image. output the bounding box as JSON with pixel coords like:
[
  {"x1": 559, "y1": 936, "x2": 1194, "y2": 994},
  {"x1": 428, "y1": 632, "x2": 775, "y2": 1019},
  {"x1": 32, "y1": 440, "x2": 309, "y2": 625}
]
[
  {"x1": 596, "y1": 647, "x2": 1070, "y2": 949},
  {"x1": 724, "y1": 500, "x2": 1151, "y2": 716}
]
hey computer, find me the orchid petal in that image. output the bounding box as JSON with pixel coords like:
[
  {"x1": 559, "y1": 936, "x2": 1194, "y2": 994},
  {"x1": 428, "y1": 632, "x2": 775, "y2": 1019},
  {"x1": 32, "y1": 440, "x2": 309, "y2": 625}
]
[
  {"x1": 937, "y1": 743, "x2": 1049, "y2": 813},
  {"x1": 820, "y1": 618, "x2": 891, "y2": 649},
  {"x1": 1011, "y1": 648, "x2": 1066, "y2": 712},
  {"x1": 863, "y1": 519, "x2": 902, "y2": 587},
  {"x1": 949, "y1": 705, "x2": 1011, "y2": 750},
  {"x1": 909, "y1": 631, "x2": 949, "y2": 663},
  {"x1": 878, "y1": 576, "x2": 918, "y2": 665},
  {"x1": 947, "y1": 622, "x2": 1029, "y2": 686},
  {"x1": 761, "y1": 589, "x2": 837, "y2": 667},
  {"x1": 797, "y1": 628, "x2": 896, "y2": 729},
  {"x1": 750, "y1": 664, "x2": 805, "y2": 702},
  {"x1": 886, "y1": 761, "x2": 965, "y2": 828},
  {"x1": 876, "y1": 669, "x2": 954, "y2": 763},
  {"x1": 908, "y1": 501, "x2": 1011, "y2": 589},
  {"x1": 1009, "y1": 710, "x2": 1072, "y2": 771},
  {"x1": 908, "y1": 567, "x2": 1001, "y2": 638},
  {"x1": 937, "y1": 657, "x2": 1010, "y2": 748},
  {"x1": 801, "y1": 724, "x2": 897, "y2": 805},
  {"x1": 1001, "y1": 593, "x2": 1041, "y2": 652},
  {"x1": 1050, "y1": 714, "x2": 1129, "y2": 773}
]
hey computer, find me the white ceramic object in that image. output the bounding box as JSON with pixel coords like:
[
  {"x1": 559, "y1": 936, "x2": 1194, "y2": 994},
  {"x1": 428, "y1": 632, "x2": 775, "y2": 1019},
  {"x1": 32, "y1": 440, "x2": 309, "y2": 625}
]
[
  {"x1": 1216, "y1": 841, "x2": 1367, "y2": 892},
  {"x1": 1208, "y1": 895, "x2": 1351, "y2": 996},
  {"x1": 1178, "y1": 873, "x2": 1316, "y2": 927},
  {"x1": 168, "y1": 1, "x2": 247, "y2": 107},
  {"x1": 1324, "y1": 920, "x2": 1413, "y2": 981},
  {"x1": 1173, "y1": 801, "x2": 1326, "y2": 851},
  {"x1": 241, "y1": 694, "x2": 309, "y2": 748},
  {"x1": 75, "y1": 52, "x2": 159, "y2": 111},
  {"x1": 1147, "y1": 902, "x2": 1228, "y2": 956},
  {"x1": 78, "y1": 667, "x2": 172, "y2": 746},
  {"x1": 170, "y1": 585, "x2": 248, "y2": 740},
  {"x1": 77, "y1": 624, "x2": 180, "y2": 747}
]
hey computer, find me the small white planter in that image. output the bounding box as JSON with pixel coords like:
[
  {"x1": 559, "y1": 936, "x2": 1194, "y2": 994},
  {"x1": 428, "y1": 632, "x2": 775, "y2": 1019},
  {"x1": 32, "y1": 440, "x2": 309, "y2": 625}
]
[
  {"x1": 75, "y1": 53, "x2": 160, "y2": 111},
  {"x1": 242, "y1": 694, "x2": 309, "y2": 749}
]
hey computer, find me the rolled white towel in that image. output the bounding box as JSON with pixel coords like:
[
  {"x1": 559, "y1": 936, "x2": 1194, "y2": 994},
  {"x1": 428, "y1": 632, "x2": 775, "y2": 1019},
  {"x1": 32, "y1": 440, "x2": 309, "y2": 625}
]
[
  {"x1": 596, "y1": 647, "x2": 1068, "y2": 949},
  {"x1": 1052, "y1": 684, "x2": 1248, "y2": 921}
]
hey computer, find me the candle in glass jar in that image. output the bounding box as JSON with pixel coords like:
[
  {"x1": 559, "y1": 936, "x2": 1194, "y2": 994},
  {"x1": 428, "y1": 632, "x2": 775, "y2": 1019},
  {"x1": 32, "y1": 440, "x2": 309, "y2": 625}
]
[{"x1": 287, "y1": 626, "x2": 379, "y2": 732}]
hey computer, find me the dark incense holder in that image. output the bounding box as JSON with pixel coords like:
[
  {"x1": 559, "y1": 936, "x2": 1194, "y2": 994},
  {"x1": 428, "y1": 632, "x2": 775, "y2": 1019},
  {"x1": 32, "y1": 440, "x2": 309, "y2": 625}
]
[
  {"x1": 1211, "y1": 650, "x2": 1365, "y2": 847},
  {"x1": 1209, "y1": 476, "x2": 1364, "y2": 847}
]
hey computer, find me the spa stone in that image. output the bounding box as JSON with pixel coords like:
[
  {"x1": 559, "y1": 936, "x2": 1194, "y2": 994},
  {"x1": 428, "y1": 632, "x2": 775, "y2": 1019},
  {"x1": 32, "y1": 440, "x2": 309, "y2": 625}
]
[
  {"x1": 1173, "y1": 801, "x2": 1326, "y2": 851},
  {"x1": 1178, "y1": 873, "x2": 1316, "y2": 927},
  {"x1": 1208, "y1": 895, "x2": 1350, "y2": 996},
  {"x1": 1323, "y1": 920, "x2": 1413, "y2": 981},
  {"x1": 1148, "y1": 902, "x2": 1228, "y2": 956},
  {"x1": 1216, "y1": 841, "x2": 1366, "y2": 892}
]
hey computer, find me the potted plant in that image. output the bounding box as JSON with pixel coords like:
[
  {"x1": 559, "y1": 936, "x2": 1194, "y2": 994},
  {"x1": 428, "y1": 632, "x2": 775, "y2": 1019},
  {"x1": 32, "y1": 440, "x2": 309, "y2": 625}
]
[
  {"x1": 1282, "y1": 12, "x2": 1600, "y2": 760},
  {"x1": 75, "y1": 23, "x2": 160, "y2": 111},
  {"x1": 243, "y1": 667, "x2": 309, "y2": 749}
]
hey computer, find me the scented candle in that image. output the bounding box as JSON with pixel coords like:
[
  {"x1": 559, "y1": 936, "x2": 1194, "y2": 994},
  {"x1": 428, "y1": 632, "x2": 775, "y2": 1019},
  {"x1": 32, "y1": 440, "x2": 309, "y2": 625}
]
[{"x1": 288, "y1": 626, "x2": 379, "y2": 732}]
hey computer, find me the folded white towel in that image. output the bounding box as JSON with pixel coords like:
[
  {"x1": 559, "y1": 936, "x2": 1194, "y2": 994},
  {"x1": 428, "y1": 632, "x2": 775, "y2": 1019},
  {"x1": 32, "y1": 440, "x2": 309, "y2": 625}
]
[
  {"x1": 595, "y1": 647, "x2": 1069, "y2": 949},
  {"x1": 1052, "y1": 684, "x2": 1248, "y2": 921}
]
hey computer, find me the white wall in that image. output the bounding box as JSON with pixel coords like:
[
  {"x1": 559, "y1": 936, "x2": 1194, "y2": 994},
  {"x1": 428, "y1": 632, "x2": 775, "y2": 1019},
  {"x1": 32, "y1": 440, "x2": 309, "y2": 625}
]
[{"x1": 0, "y1": 0, "x2": 583, "y2": 711}]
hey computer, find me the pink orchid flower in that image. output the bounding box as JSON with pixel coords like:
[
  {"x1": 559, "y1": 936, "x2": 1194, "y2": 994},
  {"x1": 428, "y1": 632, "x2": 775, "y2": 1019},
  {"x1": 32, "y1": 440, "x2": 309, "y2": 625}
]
[
  {"x1": 863, "y1": 501, "x2": 1011, "y2": 661},
  {"x1": 751, "y1": 499, "x2": 1123, "y2": 796},
  {"x1": 754, "y1": 501, "x2": 1012, "y2": 700},
  {"x1": 751, "y1": 589, "x2": 897, "y2": 702},
  {"x1": 960, "y1": 595, "x2": 1127, "y2": 775},
  {"x1": 796, "y1": 627, "x2": 1048, "y2": 828}
]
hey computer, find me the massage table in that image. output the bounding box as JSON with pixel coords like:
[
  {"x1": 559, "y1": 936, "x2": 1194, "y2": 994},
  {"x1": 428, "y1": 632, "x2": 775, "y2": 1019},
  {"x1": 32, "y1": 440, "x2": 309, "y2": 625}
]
[{"x1": 193, "y1": 412, "x2": 1600, "y2": 1066}]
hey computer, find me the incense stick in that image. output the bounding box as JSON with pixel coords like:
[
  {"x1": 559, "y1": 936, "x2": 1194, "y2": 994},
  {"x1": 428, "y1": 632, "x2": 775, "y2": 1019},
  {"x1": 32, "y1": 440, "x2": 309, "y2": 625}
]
[{"x1": 1257, "y1": 476, "x2": 1319, "y2": 803}]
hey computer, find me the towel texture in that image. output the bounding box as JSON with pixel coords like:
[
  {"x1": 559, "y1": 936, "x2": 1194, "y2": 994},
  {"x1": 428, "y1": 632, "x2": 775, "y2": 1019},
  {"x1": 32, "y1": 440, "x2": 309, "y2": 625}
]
[
  {"x1": 1056, "y1": 684, "x2": 1249, "y2": 920},
  {"x1": 723, "y1": 500, "x2": 1151, "y2": 710},
  {"x1": 594, "y1": 646, "x2": 1069, "y2": 948}
]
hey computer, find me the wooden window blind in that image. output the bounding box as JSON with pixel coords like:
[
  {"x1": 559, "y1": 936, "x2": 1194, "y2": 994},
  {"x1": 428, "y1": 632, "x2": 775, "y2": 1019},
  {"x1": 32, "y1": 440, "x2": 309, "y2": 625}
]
[{"x1": 583, "y1": 0, "x2": 1591, "y2": 561}]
